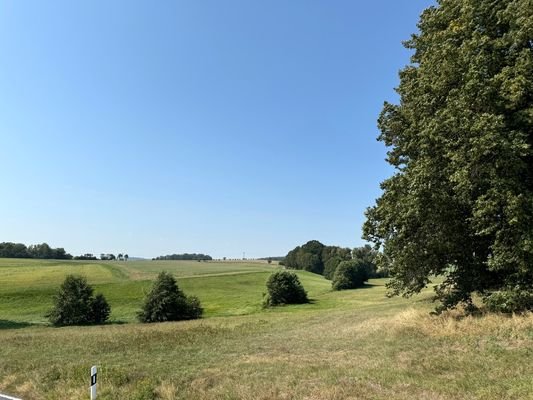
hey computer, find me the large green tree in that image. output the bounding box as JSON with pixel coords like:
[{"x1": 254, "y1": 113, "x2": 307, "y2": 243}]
[{"x1": 363, "y1": 0, "x2": 533, "y2": 312}]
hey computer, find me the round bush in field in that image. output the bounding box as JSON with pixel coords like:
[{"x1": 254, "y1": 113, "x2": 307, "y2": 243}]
[
  {"x1": 46, "y1": 274, "x2": 111, "y2": 326},
  {"x1": 138, "y1": 271, "x2": 203, "y2": 323},
  {"x1": 332, "y1": 260, "x2": 369, "y2": 291},
  {"x1": 264, "y1": 271, "x2": 309, "y2": 307}
]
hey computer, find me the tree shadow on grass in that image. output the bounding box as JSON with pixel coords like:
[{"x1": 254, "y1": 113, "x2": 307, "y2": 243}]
[
  {"x1": 0, "y1": 319, "x2": 35, "y2": 329},
  {"x1": 359, "y1": 283, "x2": 379, "y2": 289},
  {"x1": 334, "y1": 283, "x2": 378, "y2": 291},
  {"x1": 48, "y1": 320, "x2": 130, "y2": 328}
]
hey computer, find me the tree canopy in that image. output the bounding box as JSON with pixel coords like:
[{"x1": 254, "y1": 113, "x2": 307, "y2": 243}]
[
  {"x1": 153, "y1": 253, "x2": 213, "y2": 261},
  {"x1": 138, "y1": 272, "x2": 203, "y2": 323},
  {"x1": 284, "y1": 240, "x2": 351, "y2": 275},
  {"x1": 0, "y1": 242, "x2": 72, "y2": 260},
  {"x1": 46, "y1": 275, "x2": 110, "y2": 326},
  {"x1": 332, "y1": 260, "x2": 369, "y2": 291},
  {"x1": 263, "y1": 271, "x2": 309, "y2": 307},
  {"x1": 363, "y1": 0, "x2": 533, "y2": 312}
]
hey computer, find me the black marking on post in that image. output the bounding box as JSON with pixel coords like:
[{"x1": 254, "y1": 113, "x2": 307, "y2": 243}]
[{"x1": 91, "y1": 373, "x2": 97, "y2": 386}]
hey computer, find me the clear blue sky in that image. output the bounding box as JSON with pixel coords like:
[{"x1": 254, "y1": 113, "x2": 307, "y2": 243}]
[{"x1": 0, "y1": 0, "x2": 434, "y2": 259}]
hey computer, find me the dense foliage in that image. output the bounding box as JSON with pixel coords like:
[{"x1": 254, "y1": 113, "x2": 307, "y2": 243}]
[
  {"x1": 263, "y1": 271, "x2": 309, "y2": 307},
  {"x1": 138, "y1": 272, "x2": 203, "y2": 322},
  {"x1": 153, "y1": 253, "x2": 213, "y2": 261},
  {"x1": 363, "y1": 0, "x2": 533, "y2": 312},
  {"x1": 352, "y1": 245, "x2": 388, "y2": 278},
  {"x1": 323, "y1": 256, "x2": 342, "y2": 280},
  {"x1": 483, "y1": 289, "x2": 533, "y2": 313},
  {"x1": 258, "y1": 256, "x2": 285, "y2": 262},
  {"x1": 332, "y1": 260, "x2": 369, "y2": 291},
  {"x1": 285, "y1": 241, "x2": 383, "y2": 281},
  {"x1": 284, "y1": 240, "x2": 351, "y2": 275},
  {"x1": 46, "y1": 275, "x2": 110, "y2": 326},
  {"x1": 0, "y1": 242, "x2": 72, "y2": 259},
  {"x1": 73, "y1": 253, "x2": 98, "y2": 260}
]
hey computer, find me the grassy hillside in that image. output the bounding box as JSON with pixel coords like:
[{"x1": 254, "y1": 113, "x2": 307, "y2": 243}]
[
  {"x1": 0, "y1": 259, "x2": 281, "y2": 323},
  {"x1": 0, "y1": 259, "x2": 532, "y2": 399}
]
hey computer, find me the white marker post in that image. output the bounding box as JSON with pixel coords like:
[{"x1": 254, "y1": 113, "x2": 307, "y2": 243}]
[{"x1": 90, "y1": 366, "x2": 97, "y2": 399}]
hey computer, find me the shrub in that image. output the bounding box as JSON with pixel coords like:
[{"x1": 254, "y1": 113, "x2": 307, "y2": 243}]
[
  {"x1": 184, "y1": 295, "x2": 203, "y2": 319},
  {"x1": 138, "y1": 272, "x2": 203, "y2": 323},
  {"x1": 323, "y1": 256, "x2": 342, "y2": 280},
  {"x1": 483, "y1": 289, "x2": 533, "y2": 313},
  {"x1": 332, "y1": 260, "x2": 368, "y2": 290},
  {"x1": 46, "y1": 275, "x2": 111, "y2": 326},
  {"x1": 263, "y1": 271, "x2": 308, "y2": 307},
  {"x1": 90, "y1": 293, "x2": 111, "y2": 324}
]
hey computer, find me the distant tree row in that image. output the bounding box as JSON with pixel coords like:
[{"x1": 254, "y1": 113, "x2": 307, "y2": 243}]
[
  {"x1": 0, "y1": 243, "x2": 132, "y2": 261},
  {"x1": 258, "y1": 256, "x2": 285, "y2": 262},
  {"x1": 0, "y1": 242, "x2": 72, "y2": 260},
  {"x1": 153, "y1": 253, "x2": 212, "y2": 261},
  {"x1": 283, "y1": 240, "x2": 389, "y2": 290},
  {"x1": 73, "y1": 254, "x2": 98, "y2": 260},
  {"x1": 100, "y1": 253, "x2": 129, "y2": 261}
]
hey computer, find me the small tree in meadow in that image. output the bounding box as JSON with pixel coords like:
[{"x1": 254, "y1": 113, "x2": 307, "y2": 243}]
[
  {"x1": 138, "y1": 272, "x2": 203, "y2": 323},
  {"x1": 332, "y1": 260, "x2": 369, "y2": 291},
  {"x1": 46, "y1": 275, "x2": 110, "y2": 326},
  {"x1": 263, "y1": 271, "x2": 309, "y2": 307}
]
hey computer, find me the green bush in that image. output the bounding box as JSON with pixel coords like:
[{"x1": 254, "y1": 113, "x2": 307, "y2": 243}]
[
  {"x1": 46, "y1": 275, "x2": 110, "y2": 326},
  {"x1": 138, "y1": 272, "x2": 203, "y2": 323},
  {"x1": 323, "y1": 256, "x2": 342, "y2": 280},
  {"x1": 90, "y1": 293, "x2": 111, "y2": 324},
  {"x1": 332, "y1": 260, "x2": 368, "y2": 290},
  {"x1": 483, "y1": 289, "x2": 533, "y2": 313},
  {"x1": 263, "y1": 271, "x2": 308, "y2": 307}
]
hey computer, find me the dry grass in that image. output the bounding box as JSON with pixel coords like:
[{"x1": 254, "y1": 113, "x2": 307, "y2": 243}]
[
  {"x1": 1, "y1": 308, "x2": 532, "y2": 399},
  {"x1": 388, "y1": 308, "x2": 533, "y2": 340}
]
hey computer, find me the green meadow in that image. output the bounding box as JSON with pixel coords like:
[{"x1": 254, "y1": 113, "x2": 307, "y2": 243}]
[
  {"x1": 0, "y1": 259, "x2": 282, "y2": 324},
  {"x1": 0, "y1": 258, "x2": 532, "y2": 399}
]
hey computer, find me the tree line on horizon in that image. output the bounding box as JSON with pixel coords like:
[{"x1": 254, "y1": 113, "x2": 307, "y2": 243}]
[
  {"x1": 153, "y1": 253, "x2": 213, "y2": 261},
  {"x1": 0, "y1": 242, "x2": 130, "y2": 261},
  {"x1": 0, "y1": 242, "x2": 72, "y2": 260}
]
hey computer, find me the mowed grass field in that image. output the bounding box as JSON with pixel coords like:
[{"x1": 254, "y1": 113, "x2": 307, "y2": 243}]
[
  {"x1": 0, "y1": 259, "x2": 282, "y2": 324},
  {"x1": 0, "y1": 259, "x2": 532, "y2": 400}
]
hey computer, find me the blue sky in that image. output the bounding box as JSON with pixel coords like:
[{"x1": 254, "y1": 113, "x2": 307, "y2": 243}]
[{"x1": 0, "y1": 0, "x2": 434, "y2": 259}]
